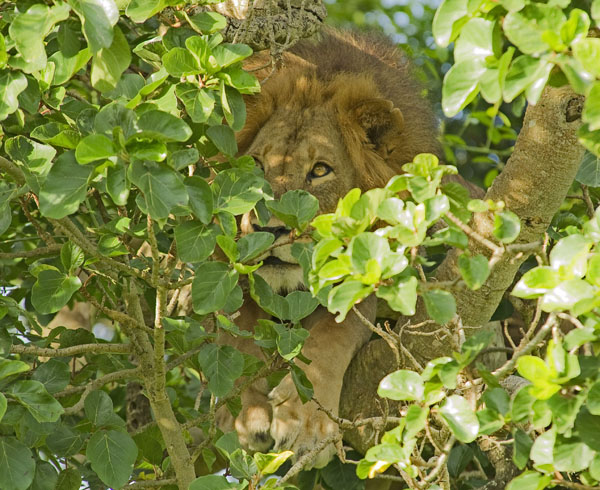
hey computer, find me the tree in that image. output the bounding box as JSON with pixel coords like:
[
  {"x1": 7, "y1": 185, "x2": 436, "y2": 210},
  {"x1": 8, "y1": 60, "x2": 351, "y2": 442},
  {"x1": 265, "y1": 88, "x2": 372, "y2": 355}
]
[{"x1": 0, "y1": 1, "x2": 600, "y2": 490}]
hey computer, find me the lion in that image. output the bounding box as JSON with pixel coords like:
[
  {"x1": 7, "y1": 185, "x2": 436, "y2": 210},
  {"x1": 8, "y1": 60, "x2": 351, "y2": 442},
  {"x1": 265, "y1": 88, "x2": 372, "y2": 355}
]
[{"x1": 216, "y1": 29, "x2": 443, "y2": 468}]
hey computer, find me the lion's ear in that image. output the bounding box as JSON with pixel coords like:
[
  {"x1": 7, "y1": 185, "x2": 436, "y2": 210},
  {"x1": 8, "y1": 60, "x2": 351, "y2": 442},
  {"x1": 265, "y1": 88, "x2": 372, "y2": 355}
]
[{"x1": 351, "y1": 98, "x2": 404, "y2": 155}]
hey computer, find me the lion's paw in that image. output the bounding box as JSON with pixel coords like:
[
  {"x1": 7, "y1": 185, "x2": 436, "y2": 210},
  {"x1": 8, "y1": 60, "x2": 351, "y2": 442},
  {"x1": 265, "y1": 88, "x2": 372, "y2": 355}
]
[
  {"x1": 268, "y1": 375, "x2": 338, "y2": 469},
  {"x1": 235, "y1": 400, "x2": 274, "y2": 452}
]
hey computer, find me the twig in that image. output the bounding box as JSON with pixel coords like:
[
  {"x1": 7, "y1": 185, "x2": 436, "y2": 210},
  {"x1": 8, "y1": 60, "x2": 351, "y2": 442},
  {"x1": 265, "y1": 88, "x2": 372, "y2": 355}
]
[
  {"x1": 0, "y1": 244, "x2": 63, "y2": 259},
  {"x1": 352, "y1": 306, "x2": 401, "y2": 367},
  {"x1": 125, "y1": 479, "x2": 177, "y2": 489},
  {"x1": 10, "y1": 343, "x2": 131, "y2": 357},
  {"x1": 278, "y1": 433, "x2": 341, "y2": 485},
  {"x1": 60, "y1": 368, "x2": 140, "y2": 407}
]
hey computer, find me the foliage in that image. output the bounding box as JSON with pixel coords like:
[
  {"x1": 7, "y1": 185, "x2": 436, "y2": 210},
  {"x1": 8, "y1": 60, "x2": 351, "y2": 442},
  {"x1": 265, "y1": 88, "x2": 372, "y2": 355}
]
[{"x1": 0, "y1": 1, "x2": 599, "y2": 490}]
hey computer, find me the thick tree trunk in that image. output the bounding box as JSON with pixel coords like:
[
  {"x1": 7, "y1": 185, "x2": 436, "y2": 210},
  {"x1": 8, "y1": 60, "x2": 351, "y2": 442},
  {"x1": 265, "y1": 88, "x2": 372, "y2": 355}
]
[{"x1": 340, "y1": 86, "x2": 586, "y2": 453}]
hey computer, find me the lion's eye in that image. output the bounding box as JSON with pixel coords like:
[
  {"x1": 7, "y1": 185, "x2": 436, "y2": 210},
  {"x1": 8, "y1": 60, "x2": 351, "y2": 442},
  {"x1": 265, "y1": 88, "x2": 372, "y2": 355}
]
[{"x1": 309, "y1": 162, "x2": 333, "y2": 179}]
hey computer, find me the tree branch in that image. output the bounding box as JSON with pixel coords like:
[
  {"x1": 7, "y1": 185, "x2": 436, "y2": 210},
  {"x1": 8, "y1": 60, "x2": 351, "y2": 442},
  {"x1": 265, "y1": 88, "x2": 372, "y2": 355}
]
[{"x1": 10, "y1": 343, "x2": 131, "y2": 357}]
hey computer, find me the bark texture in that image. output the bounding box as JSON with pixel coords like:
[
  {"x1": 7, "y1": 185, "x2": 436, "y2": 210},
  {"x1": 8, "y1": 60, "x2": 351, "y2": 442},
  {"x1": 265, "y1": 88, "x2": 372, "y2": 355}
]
[
  {"x1": 340, "y1": 86, "x2": 586, "y2": 454},
  {"x1": 193, "y1": 0, "x2": 327, "y2": 51}
]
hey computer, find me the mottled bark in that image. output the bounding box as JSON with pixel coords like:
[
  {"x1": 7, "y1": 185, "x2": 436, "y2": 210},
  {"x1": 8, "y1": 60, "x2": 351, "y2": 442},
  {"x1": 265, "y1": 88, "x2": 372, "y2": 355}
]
[{"x1": 340, "y1": 86, "x2": 586, "y2": 454}]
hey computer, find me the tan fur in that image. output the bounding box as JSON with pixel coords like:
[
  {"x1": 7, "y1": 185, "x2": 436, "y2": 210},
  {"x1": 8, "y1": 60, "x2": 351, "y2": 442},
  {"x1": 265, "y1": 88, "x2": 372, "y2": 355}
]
[{"x1": 224, "y1": 30, "x2": 441, "y2": 467}]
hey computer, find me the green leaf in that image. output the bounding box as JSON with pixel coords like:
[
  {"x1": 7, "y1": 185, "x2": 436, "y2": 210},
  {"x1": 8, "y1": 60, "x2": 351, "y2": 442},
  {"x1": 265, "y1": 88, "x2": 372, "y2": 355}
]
[
  {"x1": 75, "y1": 134, "x2": 116, "y2": 164},
  {"x1": 513, "y1": 428, "x2": 533, "y2": 469},
  {"x1": 290, "y1": 363, "x2": 314, "y2": 403},
  {"x1": 176, "y1": 84, "x2": 215, "y2": 123},
  {"x1": 266, "y1": 190, "x2": 319, "y2": 232},
  {"x1": 442, "y1": 60, "x2": 485, "y2": 117},
  {"x1": 512, "y1": 267, "x2": 561, "y2": 298},
  {"x1": 31, "y1": 269, "x2": 82, "y2": 315},
  {"x1": 69, "y1": 0, "x2": 119, "y2": 53},
  {"x1": 186, "y1": 176, "x2": 213, "y2": 224},
  {"x1": 274, "y1": 324, "x2": 309, "y2": 361},
  {"x1": 213, "y1": 43, "x2": 253, "y2": 68},
  {"x1": 46, "y1": 426, "x2": 85, "y2": 457},
  {"x1": 10, "y1": 380, "x2": 64, "y2": 422},
  {"x1": 378, "y1": 370, "x2": 424, "y2": 401},
  {"x1": 136, "y1": 109, "x2": 192, "y2": 142},
  {"x1": 440, "y1": 395, "x2": 479, "y2": 443},
  {"x1": 454, "y1": 18, "x2": 495, "y2": 63},
  {"x1": 506, "y1": 471, "x2": 551, "y2": 490},
  {"x1": 504, "y1": 5, "x2": 566, "y2": 55},
  {"x1": 0, "y1": 358, "x2": 31, "y2": 381},
  {"x1": 285, "y1": 291, "x2": 319, "y2": 323},
  {"x1": 189, "y1": 475, "x2": 240, "y2": 490},
  {"x1": 192, "y1": 261, "x2": 238, "y2": 314},
  {"x1": 60, "y1": 242, "x2": 84, "y2": 274},
  {"x1": 0, "y1": 437, "x2": 35, "y2": 490},
  {"x1": 32, "y1": 360, "x2": 70, "y2": 394},
  {"x1": 0, "y1": 393, "x2": 6, "y2": 422},
  {"x1": 91, "y1": 26, "x2": 132, "y2": 93},
  {"x1": 483, "y1": 387, "x2": 510, "y2": 416},
  {"x1": 212, "y1": 169, "x2": 265, "y2": 215},
  {"x1": 5, "y1": 136, "x2": 55, "y2": 175},
  {"x1": 504, "y1": 56, "x2": 552, "y2": 103},
  {"x1": 129, "y1": 160, "x2": 187, "y2": 219},
  {"x1": 163, "y1": 48, "x2": 201, "y2": 77},
  {"x1": 433, "y1": 0, "x2": 468, "y2": 47},
  {"x1": 423, "y1": 289, "x2": 456, "y2": 324},
  {"x1": 588, "y1": 381, "x2": 600, "y2": 415},
  {"x1": 221, "y1": 83, "x2": 246, "y2": 131},
  {"x1": 254, "y1": 450, "x2": 294, "y2": 476},
  {"x1": 540, "y1": 279, "x2": 596, "y2": 312},
  {"x1": 206, "y1": 125, "x2": 238, "y2": 156},
  {"x1": 55, "y1": 468, "x2": 81, "y2": 490},
  {"x1": 573, "y1": 38, "x2": 600, "y2": 78},
  {"x1": 327, "y1": 280, "x2": 374, "y2": 322},
  {"x1": 175, "y1": 221, "x2": 218, "y2": 263},
  {"x1": 0, "y1": 70, "x2": 28, "y2": 121},
  {"x1": 458, "y1": 254, "x2": 490, "y2": 290},
  {"x1": 237, "y1": 232, "x2": 275, "y2": 263},
  {"x1": 376, "y1": 276, "x2": 418, "y2": 315},
  {"x1": 87, "y1": 430, "x2": 137, "y2": 488},
  {"x1": 187, "y1": 12, "x2": 227, "y2": 34},
  {"x1": 198, "y1": 344, "x2": 245, "y2": 397},
  {"x1": 39, "y1": 151, "x2": 92, "y2": 219},
  {"x1": 85, "y1": 390, "x2": 123, "y2": 427},
  {"x1": 493, "y1": 210, "x2": 521, "y2": 243},
  {"x1": 553, "y1": 435, "x2": 594, "y2": 472},
  {"x1": 576, "y1": 151, "x2": 600, "y2": 186},
  {"x1": 575, "y1": 408, "x2": 600, "y2": 451}
]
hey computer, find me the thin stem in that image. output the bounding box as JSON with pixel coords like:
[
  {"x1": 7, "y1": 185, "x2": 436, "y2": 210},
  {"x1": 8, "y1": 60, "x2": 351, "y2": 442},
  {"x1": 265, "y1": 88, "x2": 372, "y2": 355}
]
[
  {"x1": 10, "y1": 343, "x2": 131, "y2": 357},
  {"x1": 0, "y1": 244, "x2": 62, "y2": 259}
]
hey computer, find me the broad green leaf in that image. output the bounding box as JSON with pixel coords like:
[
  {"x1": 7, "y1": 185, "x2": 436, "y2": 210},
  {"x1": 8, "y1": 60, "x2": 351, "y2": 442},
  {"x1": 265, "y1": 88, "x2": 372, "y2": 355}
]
[
  {"x1": 458, "y1": 254, "x2": 490, "y2": 290},
  {"x1": 504, "y1": 56, "x2": 552, "y2": 104},
  {"x1": 575, "y1": 408, "x2": 600, "y2": 451},
  {"x1": 191, "y1": 261, "x2": 238, "y2": 314},
  {"x1": 440, "y1": 395, "x2": 479, "y2": 443},
  {"x1": 39, "y1": 151, "x2": 92, "y2": 218},
  {"x1": 573, "y1": 38, "x2": 600, "y2": 78},
  {"x1": 512, "y1": 267, "x2": 561, "y2": 298},
  {"x1": 376, "y1": 276, "x2": 418, "y2": 315},
  {"x1": 69, "y1": 0, "x2": 119, "y2": 53},
  {"x1": 129, "y1": 160, "x2": 187, "y2": 219},
  {"x1": 212, "y1": 169, "x2": 265, "y2": 215},
  {"x1": 273, "y1": 324, "x2": 309, "y2": 361},
  {"x1": 5, "y1": 136, "x2": 55, "y2": 175},
  {"x1": 588, "y1": 381, "x2": 600, "y2": 415},
  {"x1": 578, "y1": 124, "x2": 600, "y2": 157},
  {"x1": 285, "y1": 291, "x2": 319, "y2": 323},
  {"x1": 50, "y1": 47, "x2": 92, "y2": 86},
  {"x1": 290, "y1": 363, "x2": 314, "y2": 403},
  {"x1": 0, "y1": 393, "x2": 6, "y2": 422},
  {"x1": 163, "y1": 48, "x2": 201, "y2": 77},
  {"x1": 540, "y1": 279, "x2": 596, "y2": 312},
  {"x1": 442, "y1": 60, "x2": 485, "y2": 117},
  {"x1": 433, "y1": 0, "x2": 468, "y2": 47},
  {"x1": 0, "y1": 358, "x2": 30, "y2": 381},
  {"x1": 87, "y1": 430, "x2": 137, "y2": 488},
  {"x1": 378, "y1": 370, "x2": 424, "y2": 401},
  {"x1": 186, "y1": 176, "x2": 213, "y2": 224},
  {"x1": 30, "y1": 123, "x2": 80, "y2": 149},
  {"x1": 61, "y1": 242, "x2": 84, "y2": 274},
  {"x1": 213, "y1": 43, "x2": 253, "y2": 68},
  {"x1": 504, "y1": 5, "x2": 566, "y2": 55},
  {"x1": 266, "y1": 190, "x2": 319, "y2": 232},
  {"x1": 493, "y1": 210, "x2": 521, "y2": 243},
  {"x1": 454, "y1": 18, "x2": 495, "y2": 63},
  {"x1": 55, "y1": 468, "x2": 81, "y2": 490},
  {"x1": 0, "y1": 70, "x2": 27, "y2": 121},
  {"x1": 126, "y1": 0, "x2": 169, "y2": 22},
  {"x1": 423, "y1": 289, "x2": 456, "y2": 324},
  {"x1": 187, "y1": 12, "x2": 227, "y2": 34},
  {"x1": 327, "y1": 280, "x2": 373, "y2": 322},
  {"x1": 576, "y1": 151, "x2": 600, "y2": 186},
  {"x1": 31, "y1": 269, "x2": 82, "y2": 315},
  {"x1": 95, "y1": 102, "x2": 139, "y2": 139},
  {"x1": 10, "y1": 380, "x2": 64, "y2": 422},
  {"x1": 31, "y1": 360, "x2": 70, "y2": 394},
  {"x1": 30, "y1": 462, "x2": 59, "y2": 490},
  {"x1": 249, "y1": 274, "x2": 289, "y2": 320},
  {"x1": 553, "y1": 435, "x2": 594, "y2": 472},
  {"x1": 549, "y1": 234, "x2": 592, "y2": 278},
  {"x1": 513, "y1": 428, "x2": 533, "y2": 469},
  {"x1": 206, "y1": 124, "x2": 238, "y2": 156},
  {"x1": 85, "y1": 390, "x2": 123, "y2": 427},
  {"x1": 237, "y1": 232, "x2": 275, "y2": 263},
  {"x1": 0, "y1": 437, "x2": 35, "y2": 490},
  {"x1": 175, "y1": 221, "x2": 218, "y2": 263},
  {"x1": 561, "y1": 9, "x2": 590, "y2": 46},
  {"x1": 135, "y1": 110, "x2": 192, "y2": 142},
  {"x1": 189, "y1": 475, "x2": 240, "y2": 490},
  {"x1": 254, "y1": 451, "x2": 294, "y2": 476},
  {"x1": 176, "y1": 84, "x2": 215, "y2": 123},
  {"x1": 221, "y1": 83, "x2": 246, "y2": 131},
  {"x1": 91, "y1": 26, "x2": 131, "y2": 92},
  {"x1": 46, "y1": 426, "x2": 85, "y2": 457},
  {"x1": 198, "y1": 344, "x2": 245, "y2": 397},
  {"x1": 483, "y1": 387, "x2": 510, "y2": 416},
  {"x1": 506, "y1": 471, "x2": 551, "y2": 490},
  {"x1": 75, "y1": 134, "x2": 116, "y2": 164},
  {"x1": 106, "y1": 160, "x2": 129, "y2": 205}
]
